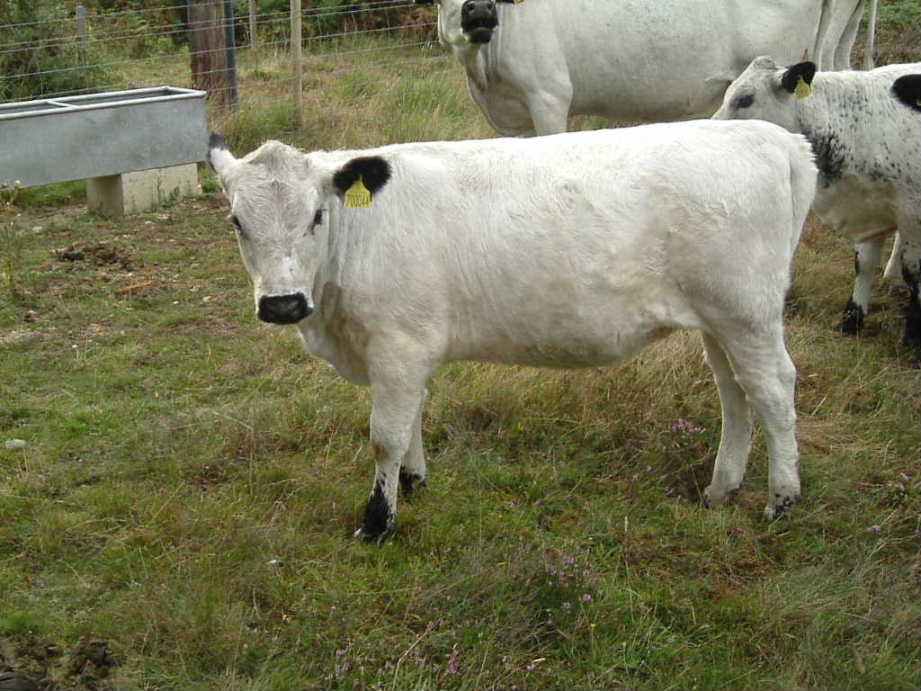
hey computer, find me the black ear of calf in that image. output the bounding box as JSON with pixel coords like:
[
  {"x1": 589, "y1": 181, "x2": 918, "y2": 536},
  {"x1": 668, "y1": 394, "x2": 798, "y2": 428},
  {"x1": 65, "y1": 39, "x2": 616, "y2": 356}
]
[
  {"x1": 780, "y1": 61, "x2": 817, "y2": 94},
  {"x1": 209, "y1": 132, "x2": 227, "y2": 151},
  {"x1": 333, "y1": 156, "x2": 392, "y2": 195},
  {"x1": 892, "y1": 74, "x2": 921, "y2": 112}
]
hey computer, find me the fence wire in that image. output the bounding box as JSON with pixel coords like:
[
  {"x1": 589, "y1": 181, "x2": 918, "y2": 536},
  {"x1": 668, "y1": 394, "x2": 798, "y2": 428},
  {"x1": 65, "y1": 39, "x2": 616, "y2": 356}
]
[
  {"x1": 0, "y1": 1, "x2": 439, "y2": 104},
  {"x1": 0, "y1": 2, "x2": 422, "y2": 53}
]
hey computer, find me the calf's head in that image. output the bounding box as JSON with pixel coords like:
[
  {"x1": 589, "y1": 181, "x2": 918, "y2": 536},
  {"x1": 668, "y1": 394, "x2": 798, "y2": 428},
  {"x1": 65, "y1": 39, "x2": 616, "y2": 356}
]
[
  {"x1": 712, "y1": 56, "x2": 816, "y2": 133},
  {"x1": 208, "y1": 133, "x2": 390, "y2": 324}
]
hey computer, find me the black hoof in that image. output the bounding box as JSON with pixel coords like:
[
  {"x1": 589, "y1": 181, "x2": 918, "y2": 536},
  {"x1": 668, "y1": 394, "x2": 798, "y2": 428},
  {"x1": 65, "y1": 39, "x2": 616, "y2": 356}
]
[
  {"x1": 701, "y1": 484, "x2": 741, "y2": 508},
  {"x1": 840, "y1": 298, "x2": 865, "y2": 335},
  {"x1": 359, "y1": 481, "x2": 394, "y2": 542},
  {"x1": 399, "y1": 469, "x2": 427, "y2": 498},
  {"x1": 353, "y1": 525, "x2": 393, "y2": 544},
  {"x1": 903, "y1": 318, "x2": 921, "y2": 352},
  {"x1": 766, "y1": 494, "x2": 799, "y2": 521}
]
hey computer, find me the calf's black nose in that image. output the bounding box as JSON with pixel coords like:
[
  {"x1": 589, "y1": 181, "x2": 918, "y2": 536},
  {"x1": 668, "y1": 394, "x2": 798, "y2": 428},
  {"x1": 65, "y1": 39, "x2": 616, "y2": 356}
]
[
  {"x1": 258, "y1": 293, "x2": 312, "y2": 324},
  {"x1": 461, "y1": 0, "x2": 498, "y2": 42},
  {"x1": 462, "y1": 0, "x2": 497, "y2": 20}
]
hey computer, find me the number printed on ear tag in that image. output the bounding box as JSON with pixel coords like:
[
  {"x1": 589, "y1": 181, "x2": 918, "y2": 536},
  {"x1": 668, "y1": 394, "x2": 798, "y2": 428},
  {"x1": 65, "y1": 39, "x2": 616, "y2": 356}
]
[{"x1": 345, "y1": 178, "x2": 372, "y2": 208}]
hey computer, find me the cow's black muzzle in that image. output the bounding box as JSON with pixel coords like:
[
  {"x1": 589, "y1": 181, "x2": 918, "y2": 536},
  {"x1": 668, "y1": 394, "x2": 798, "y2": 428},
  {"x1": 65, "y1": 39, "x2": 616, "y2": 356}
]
[
  {"x1": 461, "y1": 0, "x2": 498, "y2": 44},
  {"x1": 258, "y1": 293, "x2": 312, "y2": 324}
]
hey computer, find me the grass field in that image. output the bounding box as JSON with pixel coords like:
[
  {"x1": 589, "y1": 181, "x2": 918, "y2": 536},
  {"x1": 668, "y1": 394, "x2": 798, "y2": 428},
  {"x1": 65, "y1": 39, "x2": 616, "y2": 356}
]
[{"x1": 1, "y1": 10, "x2": 920, "y2": 691}]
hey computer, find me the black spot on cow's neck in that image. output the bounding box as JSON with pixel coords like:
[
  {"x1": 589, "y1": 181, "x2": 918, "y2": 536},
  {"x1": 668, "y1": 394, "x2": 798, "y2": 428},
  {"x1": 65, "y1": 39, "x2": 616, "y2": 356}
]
[
  {"x1": 802, "y1": 126, "x2": 845, "y2": 187},
  {"x1": 333, "y1": 156, "x2": 392, "y2": 196}
]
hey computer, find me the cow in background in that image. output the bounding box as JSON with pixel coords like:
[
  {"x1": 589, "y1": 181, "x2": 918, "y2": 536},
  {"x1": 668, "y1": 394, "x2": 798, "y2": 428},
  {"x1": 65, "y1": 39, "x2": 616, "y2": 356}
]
[{"x1": 416, "y1": 0, "x2": 873, "y2": 136}]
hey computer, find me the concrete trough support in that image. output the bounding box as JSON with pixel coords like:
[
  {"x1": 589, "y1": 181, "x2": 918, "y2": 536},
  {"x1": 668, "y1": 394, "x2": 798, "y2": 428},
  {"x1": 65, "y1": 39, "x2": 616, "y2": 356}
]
[
  {"x1": 0, "y1": 87, "x2": 208, "y2": 217},
  {"x1": 87, "y1": 164, "x2": 201, "y2": 218}
]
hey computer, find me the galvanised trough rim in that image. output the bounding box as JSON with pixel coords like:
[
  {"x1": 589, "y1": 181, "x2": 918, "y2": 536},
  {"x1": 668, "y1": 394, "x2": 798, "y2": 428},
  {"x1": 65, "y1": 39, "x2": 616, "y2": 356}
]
[{"x1": 0, "y1": 86, "x2": 207, "y2": 121}]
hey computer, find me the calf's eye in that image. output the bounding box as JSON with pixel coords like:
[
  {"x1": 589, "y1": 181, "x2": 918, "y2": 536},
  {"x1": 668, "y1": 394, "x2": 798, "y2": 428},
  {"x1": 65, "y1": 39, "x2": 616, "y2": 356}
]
[{"x1": 734, "y1": 94, "x2": 754, "y2": 110}]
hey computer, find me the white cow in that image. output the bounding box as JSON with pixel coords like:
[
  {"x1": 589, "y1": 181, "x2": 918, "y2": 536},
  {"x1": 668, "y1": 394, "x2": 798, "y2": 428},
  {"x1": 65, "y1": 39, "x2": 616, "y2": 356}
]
[
  {"x1": 417, "y1": 0, "x2": 872, "y2": 136},
  {"x1": 208, "y1": 121, "x2": 817, "y2": 540},
  {"x1": 713, "y1": 58, "x2": 921, "y2": 356}
]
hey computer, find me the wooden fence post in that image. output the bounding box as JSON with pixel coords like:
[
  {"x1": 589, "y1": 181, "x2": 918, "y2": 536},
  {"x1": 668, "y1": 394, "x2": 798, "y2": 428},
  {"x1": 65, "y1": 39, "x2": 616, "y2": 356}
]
[
  {"x1": 76, "y1": 4, "x2": 87, "y2": 64},
  {"x1": 223, "y1": 0, "x2": 239, "y2": 110},
  {"x1": 249, "y1": 0, "x2": 258, "y2": 55},
  {"x1": 76, "y1": 4, "x2": 87, "y2": 39},
  {"x1": 188, "y1": 0, "x2": 230, "y2": 108},
  {"x1": 292, "y1": 0, "x2": 303, "y2": 129}
]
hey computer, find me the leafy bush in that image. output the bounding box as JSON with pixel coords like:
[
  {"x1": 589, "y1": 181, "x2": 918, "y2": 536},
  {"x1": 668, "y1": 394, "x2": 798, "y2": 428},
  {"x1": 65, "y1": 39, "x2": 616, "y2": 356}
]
[{"x1": 0, "y1": 0, "x2": 111, "y2": 101}]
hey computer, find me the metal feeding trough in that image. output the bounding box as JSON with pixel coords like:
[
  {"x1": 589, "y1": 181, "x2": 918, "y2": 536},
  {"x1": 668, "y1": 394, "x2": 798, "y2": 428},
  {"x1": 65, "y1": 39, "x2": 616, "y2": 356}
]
[{"x1": 0, "y1": 86, "x2": 209, "y2": 215}]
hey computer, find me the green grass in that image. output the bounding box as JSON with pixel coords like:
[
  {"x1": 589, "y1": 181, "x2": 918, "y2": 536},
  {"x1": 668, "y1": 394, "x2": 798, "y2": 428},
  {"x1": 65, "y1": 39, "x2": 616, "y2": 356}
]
[{"x1": 1, "y1": 23, "x2": 920, "y2": 691}]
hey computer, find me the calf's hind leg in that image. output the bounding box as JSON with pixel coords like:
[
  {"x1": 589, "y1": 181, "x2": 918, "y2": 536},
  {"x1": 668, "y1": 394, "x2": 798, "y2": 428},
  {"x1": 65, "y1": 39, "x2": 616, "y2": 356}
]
[
  {"x1": 399, "y1": 390, "x2": 428, "y2": 498},
  {"x1": 896, "y1": 203, "x2": 921, "y2": 354},
  {"x1": 717, "y1": 327, "x2": 800, "y2": 520},
  {"x1": 841, "y1": 238, "x2": 884, "y2": 335},
  {"x1": 701, "y1": 333, "x2": 753, "y2": 507},
  {"x1": 883, "y1": 232, "x2": 903, "y2": 282}
]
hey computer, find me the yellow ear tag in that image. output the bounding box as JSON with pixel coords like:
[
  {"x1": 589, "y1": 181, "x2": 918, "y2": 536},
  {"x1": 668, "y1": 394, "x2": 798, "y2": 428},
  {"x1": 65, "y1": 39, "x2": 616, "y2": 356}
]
[
  {"x1": 513, "y1": 0, "x2": 525, "y2": 3},
  {"x1": 794, "y1": 75, "x2": 812, "y2": 99},
  {"x1": 344, "y1": 177, "x2": 372, "y2": 208}
]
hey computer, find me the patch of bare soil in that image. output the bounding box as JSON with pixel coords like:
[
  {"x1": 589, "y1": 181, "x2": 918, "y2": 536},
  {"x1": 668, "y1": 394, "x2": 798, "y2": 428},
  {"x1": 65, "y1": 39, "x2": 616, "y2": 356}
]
[
  {"x1": 51, "y1": 243, "x2": 134, "y2": 271},
  {"x1": 0, "y1": 635, "x2": 118, "y2": 691}
]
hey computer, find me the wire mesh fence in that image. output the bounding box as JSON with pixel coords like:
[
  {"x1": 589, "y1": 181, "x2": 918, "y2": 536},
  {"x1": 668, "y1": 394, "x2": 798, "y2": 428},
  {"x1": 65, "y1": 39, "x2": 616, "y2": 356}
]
[{"x1": 0, "y1": 1, "x2": 438, "y2": 112}]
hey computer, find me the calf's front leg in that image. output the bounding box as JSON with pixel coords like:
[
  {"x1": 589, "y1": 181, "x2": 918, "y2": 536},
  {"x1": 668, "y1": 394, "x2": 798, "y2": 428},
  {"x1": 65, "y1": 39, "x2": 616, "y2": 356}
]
[
  {"x1": 355, "y1": 362, "x2": 429, "y2": 542},
  {"x1": 526, "y1": 86, "x2": 571, "y2": 136}
]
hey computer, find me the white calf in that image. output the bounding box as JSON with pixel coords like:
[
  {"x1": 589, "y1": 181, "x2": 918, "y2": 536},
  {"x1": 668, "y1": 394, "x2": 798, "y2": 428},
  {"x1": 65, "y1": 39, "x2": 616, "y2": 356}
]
[{"x1": 208, "y1": 120, "x2": 816, "y2": 539}]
